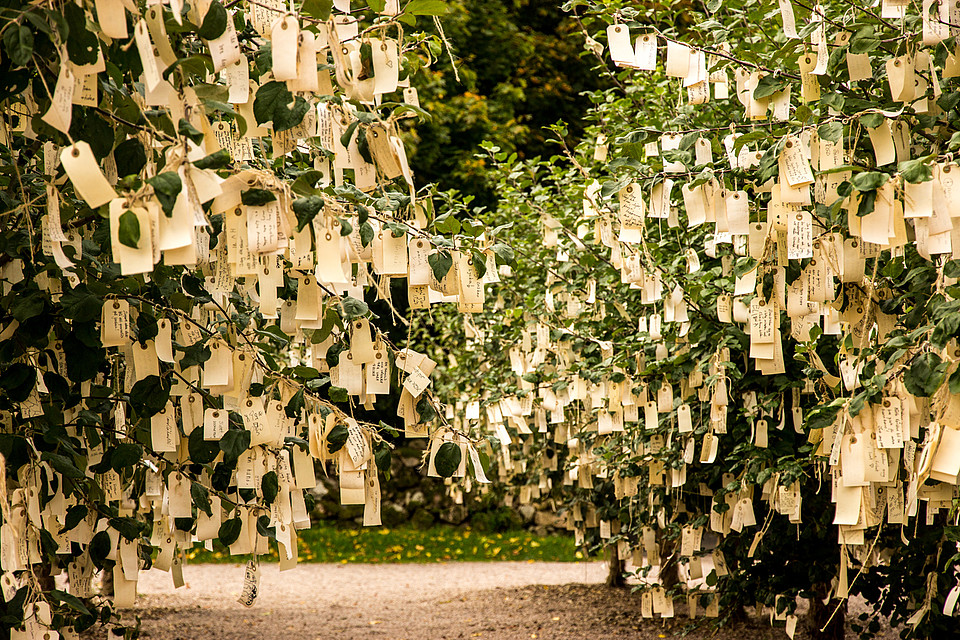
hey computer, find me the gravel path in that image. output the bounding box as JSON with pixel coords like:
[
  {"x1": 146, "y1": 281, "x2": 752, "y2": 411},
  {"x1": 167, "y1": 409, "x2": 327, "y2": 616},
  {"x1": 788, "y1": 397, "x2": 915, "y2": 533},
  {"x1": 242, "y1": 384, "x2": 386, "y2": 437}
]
[{"x1": 106, "y1": 562, "x2": 898, "y2": 640}]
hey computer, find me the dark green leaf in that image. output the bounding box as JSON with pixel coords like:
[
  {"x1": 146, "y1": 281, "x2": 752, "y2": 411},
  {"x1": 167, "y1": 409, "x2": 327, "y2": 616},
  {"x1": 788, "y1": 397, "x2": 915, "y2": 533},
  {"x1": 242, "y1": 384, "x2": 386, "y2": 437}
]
[
  {"x1": 292, "y1": 195, "x2": 324, "y2": 231},
  {"x1": 302, "y1": 0, "x2": 334, "y2": 20},
  {"x1": 148, "y1": 172, "x2": 183, "y2": 217},
  {"x1": 191, "y1": 482, "x2": 212, "y2": 516},
  {"x1": 194, "y1": 148, "x2": 232, "y2": 170},
  {"x1": 219, "y1": 428, "x2": 251, "y2": 463},
  {"x1": 118, "y1": 210, "x2": 141, "y2": 249},
  {"x1": 359, "y1": 221, "x2": 375, "y2": 247},
  {"x1": 64, "y1": 3, "x2": 99, "y2": 65},
  {"x1": 188, "y1": 426, "x2": 220, "y2": 464},
  {"x1": 241, "y1": 188, "x2": 277, "y2": 206},
  {"x1": 326, "y1": 423, "x2": 349, "y2": 452},
  {"x1": 851, "y1": 171, "x2": 887, "y2": 191},
  {"x1": 198, "y1": 1, "x2": 228, "y2": 40},
  {"x1": 434, "y1": 442, "x2": 461, "y2": 477},
  {"x1": 428, "y1": 251, "x2": 453, "y2": 281},
  {"x1": 261, "y1": 471, "x2": 278, "y2": 504},
  {"x1": 753, "y1": 75, "x2": 786, "y2": 100},
  {"x1": 253, "y1": 81, "x2": 309, "y2": 132},
  {"x1": 218, "y1": 517, "x2": 242, "y2": 546},
  {"x1": 110, "y1": 442, "x2": 142, "y2": 471},
  {"x1": 903, "y1": 352, "x2": 947, "y2": 397},
  {"x1": 3, "y1": 25, "x2": 34, "y2": 67},
  {"x1": 41, "y1": 451, "x2": 84, "y2": 479},
  {"x1": 341, "y1": 296, "x2": 368, "y2": 320},
  {"x1": 129, "y1": 375, "x2": 170, "y2": 418},
  {"x1": 114, "y1": 139, "x2": 147, "y2": 178}
]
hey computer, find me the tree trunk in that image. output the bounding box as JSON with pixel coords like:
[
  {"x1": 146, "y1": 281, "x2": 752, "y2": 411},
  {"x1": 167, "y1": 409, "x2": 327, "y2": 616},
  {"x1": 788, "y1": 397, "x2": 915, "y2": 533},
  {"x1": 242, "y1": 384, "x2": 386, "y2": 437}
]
[
  {"x1": 808, "y1": 582, "x2": 845, "y2": 640},
  {"x1": 606, "y1": 545, "x2": 625, "y2": 587}
]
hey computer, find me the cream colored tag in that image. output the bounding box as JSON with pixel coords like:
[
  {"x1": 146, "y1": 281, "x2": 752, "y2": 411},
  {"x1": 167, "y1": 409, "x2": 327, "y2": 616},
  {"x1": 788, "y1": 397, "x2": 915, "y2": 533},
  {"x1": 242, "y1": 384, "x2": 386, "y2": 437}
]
[
  {"x1": 271, "y1": 15, "x2": 300, "y2": 82},
  {"x1": 207, "y1": 17, "x2": 242, "y2": 72},
  {"x1": 95, "y1": 0, "x2": 128, "y2": 39},
  {"x1": 60, "y1": 142, "x2": 117, "y2": 208},
  {"x1": 134, "y1": 20, "x2": 162, "y2": 91},
  {"x1": 372, "y1": 38, "x2": 399, "y2": 94},
  {"x1": 798, "y1": 54, "x2": 820, "y2": 102},
  {"x1": 109, "y1": 201, "x2": 154, "y2": 275},
  {"x1": 607, "y1": 24, "x2": 635, "y2": 68},
  {"x1": 42, "y1": 61, "x2": 75, "y2": 134},
  {"x1": 634, "y1": 32, "x2": 657, "y2": 70},
  {"x1": 237, "y1": 560, "x2": 260, "y2": 607}
]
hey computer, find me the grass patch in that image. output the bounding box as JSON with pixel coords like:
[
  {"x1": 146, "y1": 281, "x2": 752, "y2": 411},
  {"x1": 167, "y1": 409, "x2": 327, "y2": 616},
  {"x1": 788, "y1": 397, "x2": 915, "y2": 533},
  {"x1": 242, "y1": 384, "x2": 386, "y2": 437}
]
[{"x1": 185, "y1": 525, "x2": 581, "y2": 564}]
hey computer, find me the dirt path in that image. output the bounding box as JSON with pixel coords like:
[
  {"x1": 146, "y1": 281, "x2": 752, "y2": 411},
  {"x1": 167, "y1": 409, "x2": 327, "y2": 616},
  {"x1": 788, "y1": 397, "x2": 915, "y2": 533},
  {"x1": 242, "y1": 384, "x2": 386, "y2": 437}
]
[{"x1": 109, "y1": 563, "x2": 896, "y2": 640}]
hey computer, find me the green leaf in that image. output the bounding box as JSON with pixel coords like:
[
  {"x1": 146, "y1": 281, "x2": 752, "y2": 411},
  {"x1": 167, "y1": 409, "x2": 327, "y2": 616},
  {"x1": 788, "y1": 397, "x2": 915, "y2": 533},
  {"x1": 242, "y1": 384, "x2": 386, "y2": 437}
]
[
  {"x1": 62, "y1": 505, "x2": 88, "y2": 533},
  {"x1": 194, "y1": 148, "x2": 231, "y2": 170},
  {"x1": 851, "y1": 171, "x2": 887, "y2": 191},
  {"x1": 326, "y1": 423, "x2": 349, "y2": 452},
  {"x1": 470, "y1": 250, "x2": 487, "y2": 279},
  {"x1": 369, "y1": 0, "x2": 387, "y2": 11},
  {"x1": 302, "y1": 0, "x2": 334, "y2": 20},
  {"x1": 50, "y1": 589, "x2": 91, "y2": 616},
  {"x1": 178, "y1": 118, "x2": 205, "y2": 145},
  {"x1": 218, "y1": 517, "x2": 242, "y2": 546},
  {"x1": 219, "y1": 428, "x2": 251, "y2": 463},
  {"x1": 359, "y1": 221, "x2": 375, "y2": 247},
  {"x1": 64, "y1": 3, "x2": 99, "y2": 65},
  {"x1": 110, "y1": 443, "x2": 142, "y2": 471},
  {"x1": 491, "y1": 243, "x2": 515, "y2": 266},
  {"x1": 261, "y1": 471, "x2": 279, "y2": 504},
  {"x1": 341, "y1": 296, "x2": 369, "y2": 320},
  {"x1": 118, "y1": 210, "x2": 141, "y2": 249},
  {"x1": 114, "y1": 139, "x2": 147, "y2": 177},
  {"x1": 241, "y1": 188, "x2": 277, "y2": 206},
  {"x1": 416, "y1": 395, "x2": 436, "y2": 423},
  {"x1": 292, "y1": 195, "x2": 324, "y2": 231},
  {"x1": 129, "y1": 375, "x2": 170, "y2": 418},
  {"x1": 849, "y1": 26, "x2": 880, "y2": 54},
  {"x1": 198, "y1": 1, "x2": 228, "y2": 40},
  {"x1": 818, "y1": 122, "x2": 843, "y2": 143},
  {"x1": 949, "y1": 367, "x2": 960, "y2": 395},
  {"x1": 434, "y1": 442, "x2": 461, "y2": 477},
  {"x1": 946, "y1": 260, "x2": 960, "y2": 279},
  {"x1": 904, "y1": 352, "x2": 947, "y2": 397},
  {"x1": 404, "y1": 0, "x2": 448, "y2": 15},
  {"x1": 253, "y1": 81, "x2": 309, "y2": 133},
  {"x1": 434, "y1": 213, "x2": 461, "y2": 234},
  {"x1": 0, "y1": 363, "x2": 36, "y2": 402},
  {"x1": 89, "y1": 531, "x2": 112, "y2": 567},
  {"x1": 375, "y1": 442, "x2": 391, "y2": 475},
  {"x1": 859, "y1": 113, "x2": 885, "y2": 130},
  {"x1": 191, "y1": 482, "x2": 212, "y2": 517},
  {"x1": 42, "y1": 451, "x2": 85, "y2": 479},
  {"x1": 899, "y1": 156, "x2": 934, "y2": 184},
  {"x1": 188, "y1": 426, "x2": 220, "y2": 464},
  {"x1": 428, "y1": 251, "x2": 453, "y2": 281},
  {"x1": 15, "y1": 291, "x2": 50, "y2": 328},
  {"x1": 148, "y1": 172, "x2": 183, "y2": 217},
  {"x1": 753, "y1": 75, "x2": 786, "y2": 100},
  {"x1": 340, "y1": 120, "x2": 359, "y2": 148},
  {"x1": 3, "y1": 25, "x2": 34, "y2": 67},
  {"x1": 378, "y1": 420, "x2": 399, "y2": 437}
]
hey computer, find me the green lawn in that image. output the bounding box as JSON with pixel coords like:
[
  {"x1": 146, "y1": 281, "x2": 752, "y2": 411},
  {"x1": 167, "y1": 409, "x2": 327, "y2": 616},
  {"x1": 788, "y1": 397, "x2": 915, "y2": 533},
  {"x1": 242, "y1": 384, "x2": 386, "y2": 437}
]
[{"x1": 184, "y1": 525, "x2": 582, "y2": 564}]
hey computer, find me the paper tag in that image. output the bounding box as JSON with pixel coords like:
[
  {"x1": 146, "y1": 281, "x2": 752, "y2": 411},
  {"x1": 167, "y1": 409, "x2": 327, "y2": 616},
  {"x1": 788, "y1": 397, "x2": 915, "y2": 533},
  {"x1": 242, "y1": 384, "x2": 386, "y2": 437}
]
[{"x1": 237, "y1": 560, "x2": 260, "y2": 607}]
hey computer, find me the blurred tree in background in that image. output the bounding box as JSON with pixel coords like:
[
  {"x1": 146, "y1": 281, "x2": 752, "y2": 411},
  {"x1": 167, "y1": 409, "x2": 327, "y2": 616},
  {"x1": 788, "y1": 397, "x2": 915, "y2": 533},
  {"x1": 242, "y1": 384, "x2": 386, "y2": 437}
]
[{"x1": 406, "y1": 0, "x2": 608, "y2": 208}]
